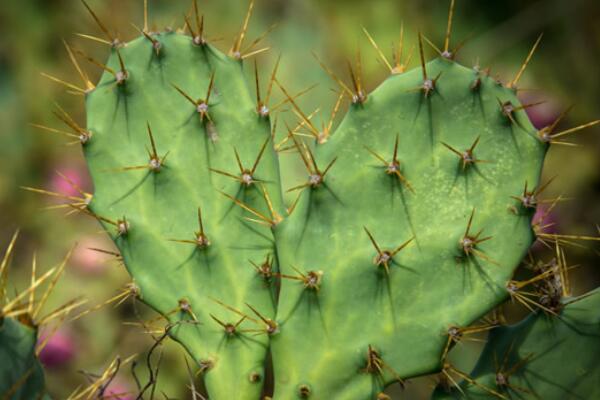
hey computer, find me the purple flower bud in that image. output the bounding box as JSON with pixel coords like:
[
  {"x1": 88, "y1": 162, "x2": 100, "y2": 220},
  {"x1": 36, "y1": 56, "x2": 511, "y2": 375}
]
[
  {"x1": 522, "y1": 95, "x2": 561, "y2": 130},
  {"x1": 38, "y1": 329, "x2": 75, "y2": 368}
]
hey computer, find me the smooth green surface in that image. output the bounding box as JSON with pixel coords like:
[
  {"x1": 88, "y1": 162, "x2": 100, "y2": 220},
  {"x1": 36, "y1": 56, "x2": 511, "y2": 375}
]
[
  {"x1": 84, "y1": 33, "x2": 284, "y2": 399},
  {"x1": 272, "y1": 58, "x2": 546, "y2": 399},
  {"x1": 432, "y1": 288, "x2": 600, "y2": 399},
  {"x1": 0, "y1": 317, "x2": 47, "y2": 400}
]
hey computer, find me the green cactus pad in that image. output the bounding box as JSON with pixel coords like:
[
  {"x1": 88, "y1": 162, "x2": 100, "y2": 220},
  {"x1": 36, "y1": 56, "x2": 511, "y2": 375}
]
[
  {"x1": 432, "y1": 288, "x2": 600, "y2": 399},
  {"x1": 271, "y1": 57, "x2": 546, "y2": 399},
  {"x1": 83, "y1": 32, "x2": 284, "y2": 399},
  {"x1": 0, "y1": 317, "x2": 48, "y2": 400}
]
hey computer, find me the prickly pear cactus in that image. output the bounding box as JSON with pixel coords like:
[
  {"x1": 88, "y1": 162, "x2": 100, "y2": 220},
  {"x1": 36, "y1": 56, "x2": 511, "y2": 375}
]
[
  {"x1": 0, "y1": 233, "x2": 54, "y2": 400},
  {"x1": 0, "y1": 317, "x2": 48, "y2": 400},
  {"x1": 35, "y1": 1, "x2": 600, "y2": 399},
  {"x1": 271, "y1": 56, "x2": 546, "y2": 398},
  {"x1": 83, "y1": 32, "x2": 284, "y2": 399},
  {"x1": 432, "y1": 288, "x2": 600, "y2": 399}
]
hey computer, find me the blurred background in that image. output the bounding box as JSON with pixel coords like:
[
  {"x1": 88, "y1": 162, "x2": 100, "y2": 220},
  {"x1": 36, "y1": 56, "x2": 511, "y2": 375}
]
[{"x1": 0, "y1": 0, "x2": 599, "y2": 398}]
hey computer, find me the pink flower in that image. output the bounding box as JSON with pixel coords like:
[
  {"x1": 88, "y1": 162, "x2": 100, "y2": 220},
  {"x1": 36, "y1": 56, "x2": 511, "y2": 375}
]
[
  {"x1": 71, "y1": 236, "x2": 118, "y2": 275},
  {"x1": 102, "y1": 379, "x2": 135, "y2": 400},
  {"x1": 38, "y1": 329, "x2": 75, "y2": 368},
  {"x1": 48, "y1": 167, "x2": 91, "y2": 198}
]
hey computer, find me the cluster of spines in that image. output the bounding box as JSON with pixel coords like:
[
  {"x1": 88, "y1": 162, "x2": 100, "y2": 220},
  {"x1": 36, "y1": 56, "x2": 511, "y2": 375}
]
[{"x1": 0, "y1": 232, "x2": 92, "y2": 398}]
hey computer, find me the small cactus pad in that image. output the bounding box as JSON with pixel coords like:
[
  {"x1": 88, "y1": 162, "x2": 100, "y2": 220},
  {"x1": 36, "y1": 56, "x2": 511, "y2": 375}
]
[
  {"x1": 271, "y1": 57, "x2": 546, "y2": 398},
  {"x1": 0, "y1": 317, "x2": 48, "y2": 399},
  {"x1": 83, "y1": 33, "x2": 283, "y2": 399},
  {"x1": 432, "y1": 288, "x2": 600, "y2": 399}
]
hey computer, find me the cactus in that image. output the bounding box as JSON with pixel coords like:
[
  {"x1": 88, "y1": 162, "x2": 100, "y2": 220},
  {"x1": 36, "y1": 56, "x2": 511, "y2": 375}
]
[
  {"x1": 0, "y1": 232, "x2": 77, "y2": 400},
  {"x1": 432, "y1": 288, "x2": 600, "y2": 399},
  {"x1": 78, "y1": 3, "x2": 283, "y2": 398},
  {"x1": 27, "y1": 0, "x2": 600, "y2": 398},
  {"x1": 270, "y1": 44, "x2": 548, "y2": 398},
  {"x1": 0, "y1": 232, "x2": 45, "y2": 400},
  {"x1": 0, "y1": 317, "x2": 48, "y2": 400}
]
